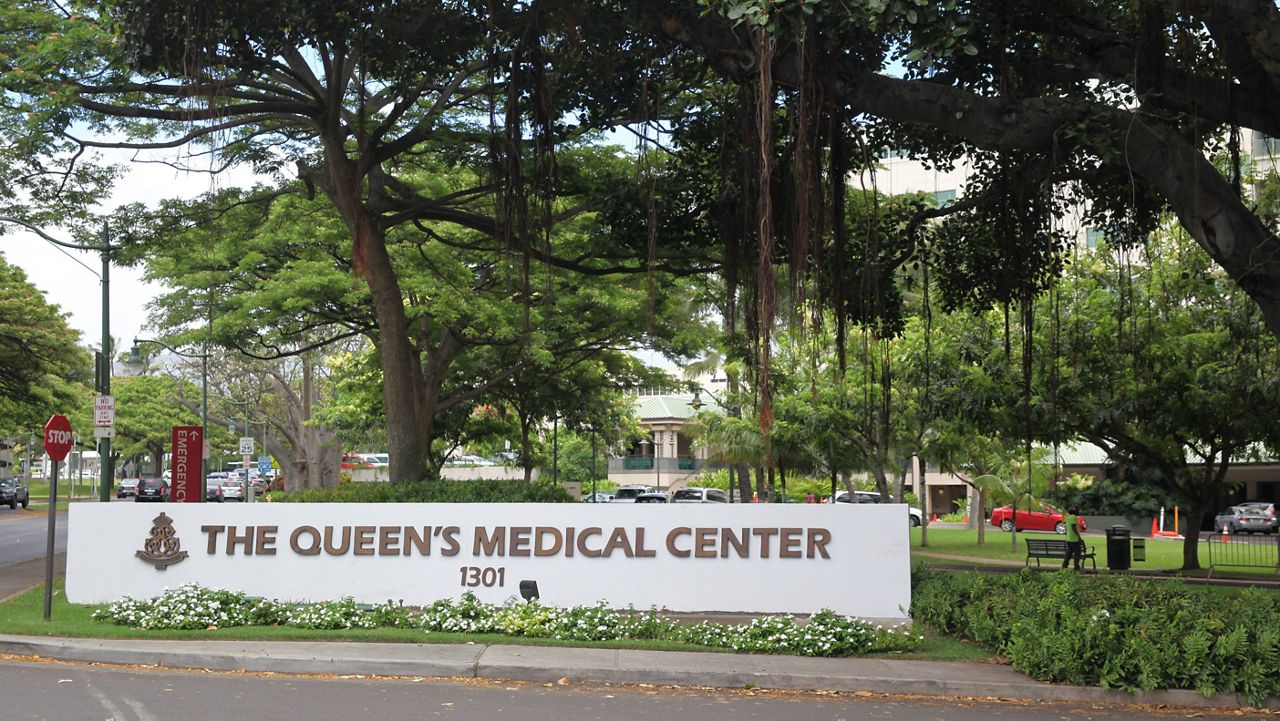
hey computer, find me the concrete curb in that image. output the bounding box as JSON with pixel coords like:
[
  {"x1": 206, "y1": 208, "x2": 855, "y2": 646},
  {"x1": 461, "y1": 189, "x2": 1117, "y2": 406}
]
[{"x1": 0, "y1": 635, "x2": 1274, "y2": 710}]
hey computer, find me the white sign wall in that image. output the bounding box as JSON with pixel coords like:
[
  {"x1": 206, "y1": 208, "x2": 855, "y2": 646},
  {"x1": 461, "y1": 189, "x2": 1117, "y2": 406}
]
[{"x1": 67, "y1": 503, "x2": 911, "y2": 619}]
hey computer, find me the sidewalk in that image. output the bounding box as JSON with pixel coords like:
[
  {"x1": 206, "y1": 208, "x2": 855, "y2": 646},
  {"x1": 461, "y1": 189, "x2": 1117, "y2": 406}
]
[{"x1": 0, "y1": 634, "x2": 1274, "y2": 710}]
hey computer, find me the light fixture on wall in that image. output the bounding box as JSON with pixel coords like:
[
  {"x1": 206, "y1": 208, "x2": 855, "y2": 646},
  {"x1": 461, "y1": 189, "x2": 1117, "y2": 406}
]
[{"x1": 519, "y1": 580, "x2": 540, "y2": 602}]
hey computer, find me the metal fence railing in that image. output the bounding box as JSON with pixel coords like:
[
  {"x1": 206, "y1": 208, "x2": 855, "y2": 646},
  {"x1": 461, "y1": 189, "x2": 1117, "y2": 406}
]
[{"x1": 1206, "y1": 534, "x2": 1280, "y2": 578}]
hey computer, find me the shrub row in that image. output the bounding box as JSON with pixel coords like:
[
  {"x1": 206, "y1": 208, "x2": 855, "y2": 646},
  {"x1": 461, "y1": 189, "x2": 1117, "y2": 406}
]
[
  {"x1": 911, "y1": 567, "x2": 1280, "y2": 705},
  {"x1": 267, "y1": 479, "x2": 574, "y2": 504},
  {"x1": 93, "y1": 584, "x2": 921, "y2": 657}
]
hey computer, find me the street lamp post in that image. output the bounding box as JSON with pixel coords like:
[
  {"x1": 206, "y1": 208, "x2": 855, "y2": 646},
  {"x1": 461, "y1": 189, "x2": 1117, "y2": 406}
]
[
  {"x1": 654, "y1": 432, "x2": 662, "y2": 490},
  {"x1": 689, "y1": 388, "x2": 736, "y2": 503},
  {"x1": 590, "y1": 429, "x2": 597, "y2": 503},
  {"x1": 129, "y1": 338, "x2": 209, "y2": 488},
  {"x1": 638, "y1": 438, "x2": 651, "y2": 487}
]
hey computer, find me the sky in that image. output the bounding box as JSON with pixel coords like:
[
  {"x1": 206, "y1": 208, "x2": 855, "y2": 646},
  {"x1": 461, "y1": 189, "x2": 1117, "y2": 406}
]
[
  {"x1": 1, "y1": 155, "x2": 248, "y2": 352},
  {"x1": 0, "y1": 131, "x2": 681, "y2": 370}
]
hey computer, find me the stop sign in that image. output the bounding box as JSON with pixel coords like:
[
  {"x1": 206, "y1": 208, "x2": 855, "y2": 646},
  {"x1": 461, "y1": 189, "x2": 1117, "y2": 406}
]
[{"x1": 43, "y1": 414, "x2": 73, "y2": 462}]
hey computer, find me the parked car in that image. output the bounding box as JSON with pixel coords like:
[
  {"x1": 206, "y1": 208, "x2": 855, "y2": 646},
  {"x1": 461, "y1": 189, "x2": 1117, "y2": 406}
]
[
  {"x1": 672, "y1": 487, "x2": 728, "y2": 503},
  {"x1": 1237, "y1": 501, "x2": 1278, "y2": 532},
  {"x1": 248, "y1": 477, "x2": 267, "y2": 496},
  {"x1": 356, "y1": 452, "x2": 389, "y2": 468},
  {"x1": 453, "y1": 454, "x2": 496, "y2": 467},
  {"x1": 834, "y1": 491, "x2": 924, "y2": 526},
  {"x1": 1214, "y1": 505, "x2": 1275, "y2": 535},
  {"x1": 634, "y1": 492, "x2": 670, "y2": 503},
  {"x1": 340, "y1": 454, "x2": 373, "y2": 470},
  {"x1": 135, "y1": 478, "x2": 169, "y2": 502},
  {"x1": 989, "y1": 503, "x2": 1082, "y2": 535},
  {"x1": 116, "y1": 477, "x2": 141, "y2": 499},
  {"x1": 612, "y1": 484, "x2": 654, "y2": 503},
  {"x1": 0, "y1": 478, "x2": 29, "y2": 510},
  {"x1": 582, "y1": 492, "x2": 614, "y2": 503},
  {"x1": 205, "y1": 479, "x2": 224, "y2": 502},
  {"x1": 220, "y1": 479, "x2": 246, "y2": 502}
]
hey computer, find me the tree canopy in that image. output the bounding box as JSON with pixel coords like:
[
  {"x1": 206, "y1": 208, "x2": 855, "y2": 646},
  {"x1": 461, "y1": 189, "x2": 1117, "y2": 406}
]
[
  {"x1": 5, "y1": 1, "x2": 1280, "y2": 483},
  {"x1": 0, "y1": 251, "x2": 91, "y2": 436}
]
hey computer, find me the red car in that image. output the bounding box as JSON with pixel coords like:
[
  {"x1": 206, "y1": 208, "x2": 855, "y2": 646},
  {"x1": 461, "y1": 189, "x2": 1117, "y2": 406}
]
[
  {"x1": 989, "y1": 503, "x2": 1085, "y2": 535},
  {"x1": 340, "y1": 454, "x2": 373, "y2": 470}
]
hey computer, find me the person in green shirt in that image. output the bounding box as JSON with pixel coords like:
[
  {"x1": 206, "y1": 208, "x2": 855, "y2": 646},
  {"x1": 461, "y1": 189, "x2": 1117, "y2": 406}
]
[{"x1": 1062, "y1": 505, "x2": 1085, "y2": 571}]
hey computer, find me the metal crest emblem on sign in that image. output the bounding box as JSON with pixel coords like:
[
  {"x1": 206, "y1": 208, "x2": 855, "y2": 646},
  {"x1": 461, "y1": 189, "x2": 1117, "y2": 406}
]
[{"x1": 136, "y1": 512, "x2": 189, "y2": 570}]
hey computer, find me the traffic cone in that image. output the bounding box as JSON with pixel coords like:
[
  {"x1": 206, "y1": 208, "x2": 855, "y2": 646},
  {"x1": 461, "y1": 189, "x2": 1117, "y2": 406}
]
[
  {"x1": 962, "y1": 514, "x2": 968, "y2": 524},
  {"x1": 1221, "y1": 524, "x2": 1231, "y2": 543},
  {"x1": 1151, "y1": 517, "x2": 1158, "y2": 536},
  {"x1": 752, "y1": 492, "x2": 758, "y2": 503}
]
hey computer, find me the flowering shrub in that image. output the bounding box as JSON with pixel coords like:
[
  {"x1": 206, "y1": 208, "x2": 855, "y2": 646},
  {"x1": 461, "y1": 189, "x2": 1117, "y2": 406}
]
[
  {"x1": 284, "y1": 597, "x2": 380, "y2": 630},
  {"x1": 92, "y1": 585, "x2": 265, "y2": 630},
  {"x1": 93, "y1": 587, "x2": 922, "y2": 658}
]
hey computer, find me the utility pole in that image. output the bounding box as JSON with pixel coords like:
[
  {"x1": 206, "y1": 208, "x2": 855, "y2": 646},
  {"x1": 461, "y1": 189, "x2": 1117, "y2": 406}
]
[
  {"x1": 0, "y1": 218, "x2": 117, "y2": 502},
  {"x1": 99, "y1": 224, "x2": 113, "y2": 503}
]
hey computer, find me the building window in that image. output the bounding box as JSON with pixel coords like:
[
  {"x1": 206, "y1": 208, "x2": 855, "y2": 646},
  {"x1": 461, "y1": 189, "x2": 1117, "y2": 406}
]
[
  {"x1": 1253, "y1": 135, "x2": 1280, "y2": 157},
  {"x1": 931, "y1": 189, "x2": 956, "y2": 207},
  {"x1": 1085, "y1": 227, "x2": 1107, "y2": 248}
]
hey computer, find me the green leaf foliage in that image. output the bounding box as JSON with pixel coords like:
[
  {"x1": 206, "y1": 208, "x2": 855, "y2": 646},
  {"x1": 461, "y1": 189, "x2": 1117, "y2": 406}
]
[
  {"x1": 270, "y1": 479, "x2": 575, "y2": 503},
  {"x1": 0, "y1": 251, "x2": 92, "y2": 435},
  {"x1": 912, "y1": 567, "x2": 1280, "y2": 705}
]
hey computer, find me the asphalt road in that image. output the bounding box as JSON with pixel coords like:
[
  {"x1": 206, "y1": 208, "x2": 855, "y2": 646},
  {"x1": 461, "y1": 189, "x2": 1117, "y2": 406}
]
[
  {"x1": 0, "y1": 659, "x2": 1252, "y2": 721},
  {"x1": 0, "y1": 510, "x2": 67, "y2": 568}
]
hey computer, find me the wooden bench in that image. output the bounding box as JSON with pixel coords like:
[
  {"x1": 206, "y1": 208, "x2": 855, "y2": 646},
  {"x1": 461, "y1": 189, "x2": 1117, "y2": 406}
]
[{"x1": 1025, "y1": 538, "x2": 1096, "y2": 570}]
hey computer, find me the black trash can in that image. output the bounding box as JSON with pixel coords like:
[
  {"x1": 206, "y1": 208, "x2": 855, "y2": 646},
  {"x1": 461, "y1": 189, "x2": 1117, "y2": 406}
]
[{"x1": 1106, "y1": 525, "x2": 1131, "y2": 571}]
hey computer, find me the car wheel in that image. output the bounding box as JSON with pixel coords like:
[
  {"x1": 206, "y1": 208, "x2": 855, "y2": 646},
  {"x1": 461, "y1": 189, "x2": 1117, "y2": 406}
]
[
  {"x1": 1054, "y1": 521, "x2": 1067, "y2": 535},
  {"x1": 7, "y1": 499, "x2": 14, "y2": 510},
  {"x1": 20, "y1": 497, "x2": 28, "y2": 509},
  {"x1": 1000, "y1": 519, "x2": 1014, "y2": 532},
  {"x1": 909, "y1": 515, "x2": 921, "y2": 527}
]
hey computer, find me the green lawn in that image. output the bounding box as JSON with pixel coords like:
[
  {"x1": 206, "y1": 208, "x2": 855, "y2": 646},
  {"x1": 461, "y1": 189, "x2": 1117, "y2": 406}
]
[
  {"x1": 26, "y1": 477, "x2": 98, "y2": 502},
  {"x1": 3, "y1": 581, "x2": 994, "y2": 662},
  {"x1": 911, "y1": 526, "x2": 1278, "y2": 578}
]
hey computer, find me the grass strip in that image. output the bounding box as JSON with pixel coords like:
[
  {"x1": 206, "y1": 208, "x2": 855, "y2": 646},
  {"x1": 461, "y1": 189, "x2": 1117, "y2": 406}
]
[{"x1": 912, "y1": 527, "x2": 1279, "y2": 578}]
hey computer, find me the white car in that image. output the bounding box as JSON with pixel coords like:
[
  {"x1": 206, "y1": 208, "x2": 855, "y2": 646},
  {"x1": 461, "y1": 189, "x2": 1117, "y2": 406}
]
[
  {"x1": 357, "y1": 452, "x2": 389, "y2": 468},
  {"x1": 835, "y1": 491, "x2": 923, "y2": 527},
  {"x1": 612, "y1": 484, "x2": 654, "y2": 503},
  {"x1": 671, "y1": 487, "x2": 728, "y2": 503},
  {"x1": 582, "y1": 492, "x2": 614, "y2": 503}
]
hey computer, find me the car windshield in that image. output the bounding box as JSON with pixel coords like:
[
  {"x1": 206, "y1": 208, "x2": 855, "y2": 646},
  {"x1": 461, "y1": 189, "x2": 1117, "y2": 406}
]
[
  {"x1": 615, "y1": 488, "x2": 647, "y2": 499},
  {"x1": 672, "y1": 489, "x2": 703, "y2": 501},
  {"x1": 0, "y1": 479, "x2": 15, "y2": 489},
  {"x1": 140, "y1": 479, "x2": 163, "y2": 488}
]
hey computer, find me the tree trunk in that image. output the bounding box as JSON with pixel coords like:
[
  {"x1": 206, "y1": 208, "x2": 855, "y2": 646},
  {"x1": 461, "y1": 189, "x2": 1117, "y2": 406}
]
[
  {"x1": 917, "y1": 456, "x2": 928, "y2": 547},
  {"x1": 1182, "y1": 503, "x2": 1208, "y2": 571},
  {"x1": 974, "y1": 487, "x2": 986, "y2": 545},
  {"x1": 324, "y1": 152, "x2": 426, "y2": 485},
  {"x1": 736, "y1": 462, "x2": 752, "y2": 501}
]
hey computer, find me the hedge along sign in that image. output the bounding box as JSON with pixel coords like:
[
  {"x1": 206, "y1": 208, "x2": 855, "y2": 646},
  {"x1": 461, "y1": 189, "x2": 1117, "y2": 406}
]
[{"x1": 65, "y1": 503, "x2": 911, "y2": 618}]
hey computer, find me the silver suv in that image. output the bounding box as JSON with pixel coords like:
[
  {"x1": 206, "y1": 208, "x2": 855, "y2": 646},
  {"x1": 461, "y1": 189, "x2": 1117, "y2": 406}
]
[
  {"x1": 612, "y1": 484, "x2": 653, "y2": 503},
  {"x1": 671, "y1": 487, "x2": 728, "y2": 503}
]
